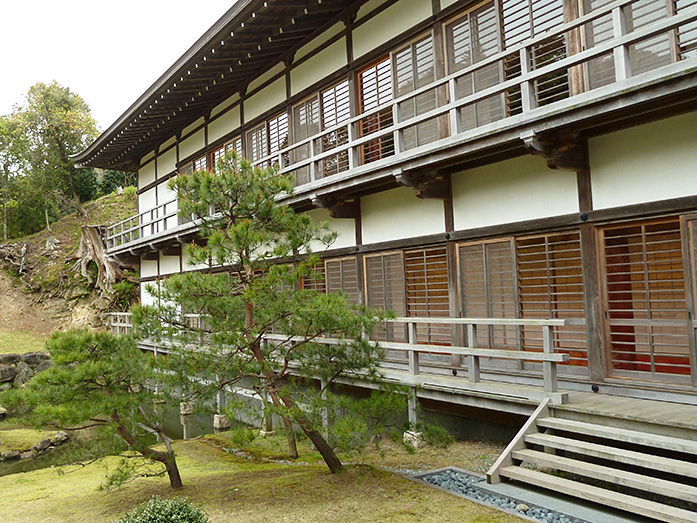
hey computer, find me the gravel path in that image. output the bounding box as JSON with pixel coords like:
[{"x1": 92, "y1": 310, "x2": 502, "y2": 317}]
[{"x1": 416, "y1": 468, "x2": 589, "y2": 523}]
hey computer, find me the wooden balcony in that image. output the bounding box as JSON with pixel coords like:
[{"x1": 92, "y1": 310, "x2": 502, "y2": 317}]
[{"x1": 107, "y1": 0, "x2": 697, "y2": 255}]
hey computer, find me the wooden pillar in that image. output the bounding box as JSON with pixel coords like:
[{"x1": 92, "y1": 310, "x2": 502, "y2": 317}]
[{"x1": 577, "y1": 141, "x2": 604, "y2": 382}]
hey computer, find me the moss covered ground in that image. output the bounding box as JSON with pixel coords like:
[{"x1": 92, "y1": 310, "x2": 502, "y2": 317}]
[{"x1": 0, "y1": 435, "x2": 523, "y2": 523}]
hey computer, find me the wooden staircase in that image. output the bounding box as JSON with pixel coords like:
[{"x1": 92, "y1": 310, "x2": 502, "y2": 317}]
[{"x1": 488, "y1": 399, "x2": 697, "y2": 523}]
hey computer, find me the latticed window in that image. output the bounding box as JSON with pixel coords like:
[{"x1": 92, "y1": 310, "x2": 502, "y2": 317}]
[
  {"x1": 291, "y1": 97, "x2": 320, "y2": 185},
  {"x1": 393, "y1": 35, "x2": 440, "y2": 149},
  {"x1": 516, "y1": 232, "x2": 587, "y2": 366},
  {"x1": 211, "y1": 137, "x2": 242, "y2": 170},
  {"x1": 290, "y1": 81, "x2": 351, "y2": 185},
  {"x1": 582, "y1": 0, "x2": 694, "y2": 89},
  {"x1": 358, "y1": 58, "x2": 394, "y2": 164},
  {"x1": 326, "y1": 257, "x2": 359, "y2": 304},
  {"x1": 245, "y1": 113, "x2": 288, "y2": 167},
  {"x1": 300, "y1": 262, "x2": 326, "y2": 292},
  {"x1": 318, "y1": 81, "x2": 350, "y2": 177},
  {"x1": 600, "y1": 219, "x2": 690, "y2": 377},
  {"x1": 446, "y1": 1, "x2": 506, "y2": 129},
  {"x1": 404, "y1": 247, "x2": 450, "y2": 345},
  {"x1": 459, "y1": 240, "x2": 518, "y2": 349},
  {"x1": 365, "y1": 252, "x2": 407, "y2": 342}
]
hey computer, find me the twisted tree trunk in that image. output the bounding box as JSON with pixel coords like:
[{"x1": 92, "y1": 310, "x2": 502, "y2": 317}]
[{"x1": 75, "y1": 225, "x2": 123, "y2": 294}]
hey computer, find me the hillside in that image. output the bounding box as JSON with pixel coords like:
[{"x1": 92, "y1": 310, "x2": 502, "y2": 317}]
[{"x1": 0, "y1": 190, "x2": 137, "y2": 335}]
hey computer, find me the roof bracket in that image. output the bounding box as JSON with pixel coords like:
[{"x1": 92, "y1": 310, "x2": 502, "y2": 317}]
[
  {"x1": 311, "y1": 195, "x2": 359, "y2": 219},
  {"x1": 395, "y1": 168, "x2": 449, "y2": 200},
  {"x1": 521, "y1": 130, "x2": 586, "y2": 172}
]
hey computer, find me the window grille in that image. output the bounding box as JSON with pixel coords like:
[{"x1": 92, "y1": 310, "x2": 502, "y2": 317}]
[{"x1": 359, "y1": 58, "x2": 394, "y2": 164}]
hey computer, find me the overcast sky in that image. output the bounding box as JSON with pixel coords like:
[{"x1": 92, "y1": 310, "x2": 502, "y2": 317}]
[{"x1": 0, "y1": 1, "x2": 235, "y2": 131}]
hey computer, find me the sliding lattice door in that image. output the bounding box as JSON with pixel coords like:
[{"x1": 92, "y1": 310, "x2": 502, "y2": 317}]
[{"x1": 600, "y1": 219, "x2": 692, "y2": 381}]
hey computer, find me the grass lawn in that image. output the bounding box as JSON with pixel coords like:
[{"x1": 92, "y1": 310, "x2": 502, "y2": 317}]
[
  {"x1": 0, "y1": 331, "x2": 48, "y2": 355},
  {"x1": 0, "y1": 435, "x2": 524, "y2": 523}
]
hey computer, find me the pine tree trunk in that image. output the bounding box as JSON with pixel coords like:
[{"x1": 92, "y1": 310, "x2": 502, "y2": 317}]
[
  {"x1": 281, "y1": 416, "x2": 299, "y2": 458},
  {"x1": 44, "y1": 206, "x2": 51, "y2": 232},
  {"x1": 161, "y1": 452, "x2": 184, "y2": 489}
]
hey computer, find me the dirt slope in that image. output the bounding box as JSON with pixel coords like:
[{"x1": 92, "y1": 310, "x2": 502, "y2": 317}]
[{"x1": 0, "y1": 191, "x2": 137, "y2": 335}]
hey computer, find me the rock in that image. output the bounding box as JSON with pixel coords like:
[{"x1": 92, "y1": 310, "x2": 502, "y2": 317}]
[
  {"x1": 0, "y1": 406, "x2": 7, "y2": 419},
  {"x1": 1, "y1": 450, "x2": 20, "y2": 461},
  {"x1": 0, "y1": 383, "x2": 12, "y2": 392},
  {"x1": 403, "y1": 430, "x2": 424, "y2": 449},
  {"x1": 0, "y1": 353, "x2": 20, "y2": 366},
  {"x1": 34, "y1": 360, "x2": 52, "y2": 374},
  {"x1": 20, "y1": 451, "x2": 37, "y2": 459},
  {"x1": 13, "y1": 361, "x2": 34, "y2": 388},
  {"x1": 516, "y1": 503, "x2": 530, "y2": 513},
  {"x1": 51, "y1": 431, "x2": 69, "y2": 446},
  {"x1": 0, "y1": 364, "x2": 17, "y2": 383},
  {"x1": 33, "y1": 439, "x2": 52, "y2": 452},
  {"x1": 213, "y1": 414, "x2": 231, "y2": 430},
  {"x1": 20, "y1": 352, "x2": 50, "y2": 368}
]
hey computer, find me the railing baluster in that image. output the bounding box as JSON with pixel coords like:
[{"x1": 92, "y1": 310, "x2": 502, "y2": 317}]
[
  {"x1": 407, "y1": 320, "x2": 419, "y2": 376},
  {"x1": 520, "y1": 47, "x2": 536, "y2": 113},
  {"x1": 466, "y1": 324, "x2": 480, "y2": 383},
  {"x1": 542, "y1": 324, "x2": 557, "y2": 393},
  {"x1": 612, "y1": 5, "x2": 631, "y2": 81},
  {"x1": 448, "y1": 78, "x2": 459, "y2": 135}
]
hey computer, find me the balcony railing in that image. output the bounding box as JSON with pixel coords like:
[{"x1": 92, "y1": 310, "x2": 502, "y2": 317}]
[
  {"x1": 106, "y1": 198, "x2": 180, "y2": 250},
  {"x1": 109, "y1": 312, "x2": 588, "y2": 403},
  {"x1": 107, "y1": 0, "x2": 697, "y2": 252}
]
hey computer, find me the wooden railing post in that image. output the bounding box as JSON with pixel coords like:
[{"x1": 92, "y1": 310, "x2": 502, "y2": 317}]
[
  {"x1": 542, "y1": 324, "x2": 558, "y2": 393},
  {"x1": 520, "y1": 47, "x2": 536, "y2": 113},
  {"x1": 612, "y1": 5, "x2": 631, "y2": 81},
  {"x1": 448, "y1": 78, "x2": 459, "y2": 135},
  {"x1": 466, "y1": 323, "x2": 481, "y2": 383},
  {"x1": 392, "y1": 103, "x2": 402, "y2": 155},
  {"x1": 407, "y1": 320, "x2": 419, "y2": 376}
]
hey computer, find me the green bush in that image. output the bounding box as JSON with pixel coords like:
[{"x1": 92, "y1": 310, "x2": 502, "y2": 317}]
[{"x1": 117, "y1": 496, "x2": 209, "y2": 523}]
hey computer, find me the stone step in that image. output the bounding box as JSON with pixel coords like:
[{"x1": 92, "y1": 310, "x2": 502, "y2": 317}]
[
  {"x1": 536, "y1": 417, "x2": 697, "y2": 455},
  {"x1": 499, "y1": 466, "x2": 697, "y2": 523},
  {"x1": 524, "y1": 432, "x2": 697, "y2": 478},
  {"x1": 512, "y1": 448, "x2": 697, "y2": 504}
]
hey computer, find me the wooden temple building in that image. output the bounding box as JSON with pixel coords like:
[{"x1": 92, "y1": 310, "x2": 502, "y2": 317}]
[{"x1": 74, "y1": 0, "x2": 697, "y2": 520}]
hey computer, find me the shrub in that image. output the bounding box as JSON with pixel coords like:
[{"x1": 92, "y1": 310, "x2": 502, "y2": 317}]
[{"x1": 117, "y1": 496, "x2": 209, "y2": 523}]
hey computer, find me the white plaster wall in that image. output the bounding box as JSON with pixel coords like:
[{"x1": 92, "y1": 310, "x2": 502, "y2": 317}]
[
  {"x1": 440, "y1": 0, "x2": 459, "y2": 8},
  {"x1": 182, "y1": 117, "x2": 205, "y2": 139},
  {"x1": 179, "y1": 129, "x2": 205, "y2": 161},
  {"x1": 208, "y1": 106, "x2": 241, "y2": 144},
  {"x1": 141, "y1": 150, "x2": 156, "y2": 163},
  {"x1": 295, "y1": 23, "x2": 344, "y2": 61},
  {"x1": 140, "y1": 281, "x2": 158, "y2": 307},
  {"x1": 590, "y1": 112, "x2": 697, "y2": 209},
  {"x1": 157, "y1": 181, "x2": 176, "y2": 205},
  {"x1": 305, "y1": 208, "x2": 356, "y2": 252},
  {"x1": 211, "y1": 93, "x2": 240, "y2": 118},
  {"x1": 158, "y1": 148, "x2": 177, "y2": 177},
  {"x1": 356, "y1": 0, "x2": 390, "y2": 21},
  {"x1": 159, "y1": 254, "x2": 181, "y2": 275},
  {"x1": 161, "y1": 136, "x2": 177, "y2": 151},
  {"x1": 141, "y1": 259, "x2": 158, "y2": 278},
  {"x1": 139, "y1": 188, "x2": 156, "y2": 214},
  {"x1": 157, "y1": 182, "x2": 178, "y2": 230},
  {"x1": 248, "y1": 62, "x2": 285, "y2": 93},
  {"x1": 291, "y1": 38, "x2": 347, "y2": 96},
  {"x1": 361, "y1": 186, "x2": 444, "y2": 244},
  {"x1": 244, "y1": 78, "x2": 286, "y2": 122},
  {"x1": 181, "y1": 249, "x2": 209, "y2": 272},
  {"x1": 139, "y1": 162, "x2": 156, "y2": 189},
  {"x1": 452, "y1": 155, "x2": 579, "y2": 230},
  {"x1": 352, "y1": 0, "x2": 432, "y2": 59}
]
